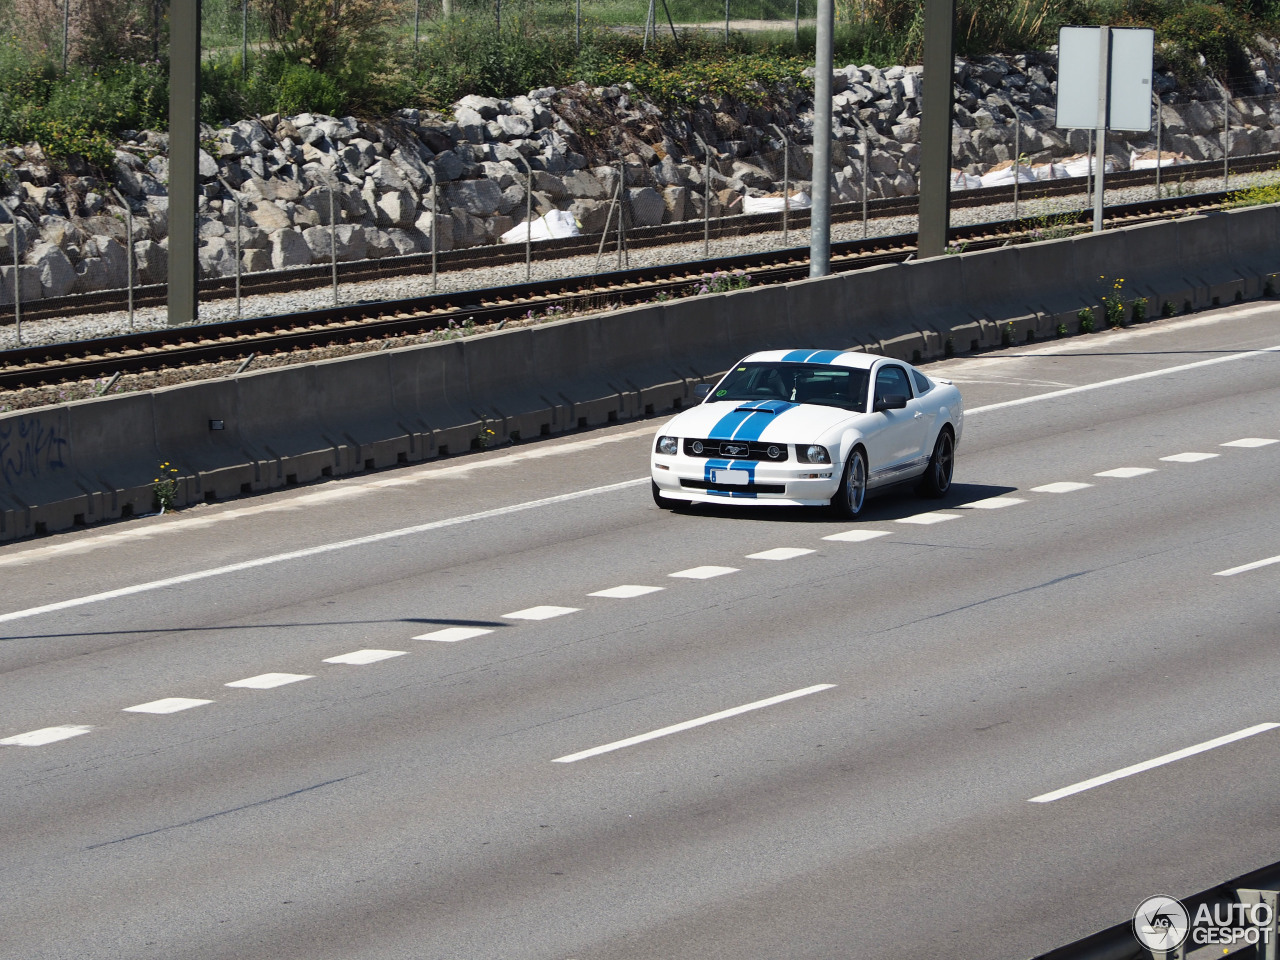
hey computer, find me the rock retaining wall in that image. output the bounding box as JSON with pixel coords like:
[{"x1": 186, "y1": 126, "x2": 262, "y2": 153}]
[{"x1": 4, "y1": 49, "x2": 1280, "y2": 305}]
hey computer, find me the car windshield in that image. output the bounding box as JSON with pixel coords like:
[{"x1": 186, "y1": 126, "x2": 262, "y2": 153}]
[{"x1": 708, "y1": 362, "x2": 870, "y2": 412}]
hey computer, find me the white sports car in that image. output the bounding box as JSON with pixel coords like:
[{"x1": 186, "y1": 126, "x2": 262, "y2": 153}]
[{"x1": 651, "y1": 350, "x2": 964, "y2": 518}]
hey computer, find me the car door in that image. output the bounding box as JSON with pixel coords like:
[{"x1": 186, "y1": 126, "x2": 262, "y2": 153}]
[{"x1": 865, "y1": 363, "x2": 929, "y2": 476}]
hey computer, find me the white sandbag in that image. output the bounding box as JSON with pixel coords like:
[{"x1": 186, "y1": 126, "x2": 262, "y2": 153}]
[
  {"x1": 1032, "y1": 162, "x2": 1067, "y2": 180},
  {"x1": 742, "y1": 191, "x2": 812, "y2": 214},
  {"x1": 979, "y1": 162, "x2": 1037, "y2": 187},
  {"x1": 499, "y1": 209, "x2": 582, "y2": 244},
  {"x1": 1059, "y1": 153, "x2": 1117, "y2": 178},
  {"x1": 1130, "y1": 150, "x2": 1191, "y2": 170},
  {"x1": 949, "y1": 169, "x2": 982, "y2": 190}
]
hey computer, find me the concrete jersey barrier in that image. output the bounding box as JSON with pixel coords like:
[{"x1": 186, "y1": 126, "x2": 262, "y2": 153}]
[{"x1": 3, "y1": 204, "x2": 1278, "y2": 542}]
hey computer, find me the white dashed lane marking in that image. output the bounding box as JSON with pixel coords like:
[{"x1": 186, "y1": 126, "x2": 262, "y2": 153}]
[
  {"x1": 823, "y1": 529, "x2": 891, "y2": 541},
  {"x1": 225, "y1": 673, "x2": 313, "y2": 689},
  {"x1": 669, "y1": 566, "x2": 739, "y2": 580},
  {"x1": 747, "y1": 548, "x2": 815, "y2": 561},
  {"x1": 1215, "y1": 554, "x2": 1280, "y2": 577},
  {"x1": 323, "y1": 649, "x2": 406, "y2": 665},
  {"x1": 957, "y1": 496, "x2": 1025, "y2": 509},
  {"x1": 504, "y1": 605, "x2": 580, "y2": 621},
  {"x1": 1031, "y1": 481, "x2": 1094, "y2": 493},
  {"x1": 413, "y1": 627, "x2": 494, "y2": 643},
  {"x1": 589, "y1": 585, "x2": 665, "y2": 599},
  {"x1": 1222, "y1": 437, "x2": 1277, "y2": 447},
  {"x1": 1161, "y1": 452, "x2": 1218, "y2": 463},
  {"x1": 123, "y1": 698, "x2": 213, "y2": 714},
  {"x1": 1094, "y1": 468, "x2": 1156, "y2": 478},
  {"x1": 895, "y1": 512, "x2": 960, "y2": 525},
  {"x1": 1, "y1": 725, "x2": 93, "y2": 746}
]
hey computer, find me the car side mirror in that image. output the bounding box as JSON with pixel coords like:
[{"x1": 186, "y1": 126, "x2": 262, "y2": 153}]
[
  {"x1": 874, "y1": 393, "x2": 908, "y2": 412},
  {"x1": 695, "y1": 383, "x2": 712, "y2": 400}
]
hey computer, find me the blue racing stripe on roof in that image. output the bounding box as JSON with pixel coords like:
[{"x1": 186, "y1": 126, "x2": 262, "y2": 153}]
[
  {"x1": 780, "y1": 349, "x2": 844, "y2": 364},
  {"x1": 781, "y1": 349, "x2": 814, "y2": 362}
]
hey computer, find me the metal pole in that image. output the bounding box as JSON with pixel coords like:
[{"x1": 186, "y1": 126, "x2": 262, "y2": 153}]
[
  {"x1": 241, "y1": 0, "x2": 248, "y2": 78},
  {"x1": 644, "y1": 0, "x2": 655, "y2": 48},
  {"x1": 695, "y1": 133, "x2": 713, "y2": 258},
  {"x1": 724, "y1": 0, "x2": 730, "y2": 43},
  {"x1": 917, "y1": 0, "x2": 955, "y2": 258},
  {"x1": 1, "y1": 199, "x2": 20, "y2": 345},
  {"x1": 794, "y1": 0, "x2": 799, "y2": 44},
  {"x1": 861, "y1": 124, "x2": 869, "y2": 238},
  {"x1": 594, "y1": 177, "x2": 620, "y2": 275},
  {"x1": 216, "y1": 178, "x2": 241, "y2": 321},
  {"x1": 168, "y1": 0, "x2": 201, "y2": 327},
  {"x1": 770, "y1": 124, "x2": 790, "y2": 244},
  {"x1": 1092, "y1": 26, "x2": 1109, "y2": 234},
  {"x1": 425, "y1": 167, "x2": 438, "y2": 292},
  {"x1": 413, "y1": 0, "x2": 420, "y2": 63},
  {"x1": 617, "y1": 158, "x2": 625, "y2": 270},
  {"x1": 1154, "y1": 92, "x2": 1162, "y2": 199},
  {"x1": 1223, "y1": 87, "x2": 1230, "y2": 191},
  {"x1": 329, "y1": 181, "x2": 338, "y2": 305},
  {"x1": 1013, "y1": 113, "x2": 1020, "y2": 219},
  {"x1": 111, "y1": 188, "x2": 136, "y2": 329},
  {"x1": 513, "y1": 153, "x2": 533, "y2": 281},
  {"x1": 809, "y1": 0, "x2": 833, "y2": 276}
]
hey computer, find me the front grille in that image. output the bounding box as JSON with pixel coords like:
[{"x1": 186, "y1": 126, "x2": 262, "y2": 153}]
[
  {"x1": 681, "y1": 479, "x2": 787, "y2": 494},
  {"x1": 683, "y1": 438, "x2": 789, "y2": 461}
]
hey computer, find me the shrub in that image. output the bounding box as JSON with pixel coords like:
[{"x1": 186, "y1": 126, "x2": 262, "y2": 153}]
[{"x1": 274, "y1": 62, "x2": 344, "y2": 115}]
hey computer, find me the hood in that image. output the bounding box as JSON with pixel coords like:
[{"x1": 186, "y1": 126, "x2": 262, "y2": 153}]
[{"x1": 666, "y1": 399, "x2": 858, "y2": 443}]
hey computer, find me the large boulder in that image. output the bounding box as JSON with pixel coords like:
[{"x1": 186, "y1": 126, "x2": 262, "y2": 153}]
[
  {"x1": 73, "y1": 236, "x2": 129, "y2": 292},
  {"x1": 270, "y1": 228, "x2": 311, "y2": 269},
  {"x1": 413, "y1": 209, "x2": 454, "y2": 252},
  {"x1": 134, "y1": 238, "x2": 167, "y2": 284},
  {"x1": 626, "y1": 186, "x2": 666, "y2": 227},
  {"x1": 444, "y1": 179, "x2": 502, "y2": 216},
  {"x1": 303, "y1": 223, "x2": 368, "y2": 262}
]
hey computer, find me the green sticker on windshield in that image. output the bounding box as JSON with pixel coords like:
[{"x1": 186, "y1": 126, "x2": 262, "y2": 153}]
[
  {"x1": 716, "y1": 389, "x2": 727, "y2": 396},
  {"x1": 737, "y1": 366, "x2": 746, "y2": 371}
]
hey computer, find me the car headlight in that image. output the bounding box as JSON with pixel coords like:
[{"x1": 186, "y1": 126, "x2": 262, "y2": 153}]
[
  {"x1": 656, "y1": 435, "x2": 679, "y2": 456},
  {"x1": 797, "y1": 444, "x2": 831, "y2": 464}
]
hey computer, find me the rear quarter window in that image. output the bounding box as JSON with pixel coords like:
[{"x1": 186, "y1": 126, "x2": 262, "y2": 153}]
[{"x1": 913, "y1": 370, "x2": 932, "y2": 394}]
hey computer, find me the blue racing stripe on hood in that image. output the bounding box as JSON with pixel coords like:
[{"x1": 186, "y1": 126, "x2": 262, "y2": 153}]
[{"x1": 707, "y1": 400, "x2": 796, "y2": 441}]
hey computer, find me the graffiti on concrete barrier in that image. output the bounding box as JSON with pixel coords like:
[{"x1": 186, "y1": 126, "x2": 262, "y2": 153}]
[{"x1": 0, "y1": 415, "x2": 69, "y2": 487}]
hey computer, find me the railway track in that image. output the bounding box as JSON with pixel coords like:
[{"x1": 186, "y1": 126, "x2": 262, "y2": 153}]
[
  {"x1": 0, "y1": 187, "x2": 1239, "y2": 393},
  {"x1": 9, "y1": 151, "x2": 1272, "y2": 325}
]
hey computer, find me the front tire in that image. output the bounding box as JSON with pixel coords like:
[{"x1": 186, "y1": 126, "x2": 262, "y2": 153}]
[
  {"x1": 830, "y1": 447, "x2": 867, "y2": 519},
  {"x1": 919, "y1": 428, "x2": 955, "y2": 498},
  {"x1": 652, "y1": 480, "x2": 677, "y2": 510}
]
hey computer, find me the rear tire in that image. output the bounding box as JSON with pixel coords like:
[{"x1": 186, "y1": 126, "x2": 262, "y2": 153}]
[
  {"x1": 919, "y1": 428, "x2": 955, "y2": 498},
  {"x1": 830, "y1": 447, "x2": 867, "y2": 519},
  {"x1": 652, "y1": 480, "x2": 677, "y2": 510}
]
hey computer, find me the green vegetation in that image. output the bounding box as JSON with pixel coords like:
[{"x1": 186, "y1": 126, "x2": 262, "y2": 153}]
[
  {"x1": 2, "y1": 0, "x2": 1279, "y2": 173},
  {"x1": 1225, "y1": 178, "x2": 1280, "y2": 207}
]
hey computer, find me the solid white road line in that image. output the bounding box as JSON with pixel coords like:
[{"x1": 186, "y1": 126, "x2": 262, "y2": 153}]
[
  {"x1": 413, "y1": 626, "x2": 494, "y2": 643},
  {"x1": 895, "y1": 512, "x2": 959, "y2": 525},
  {"x1": 323, "y1": 649, "x2": 406, "y2": 665},
  {"x1": 1031, "y1": 481, "x2": 1094, "y2": 493},
  {"x1": 225, "y1": 673, "x2": 313, "y2": 689},
  {"x1": 1, "y1": 725, "x2": 93, "y2": 746},
  {"x1": 504, "y1": 605, "x2": 580, "y2": 621},
  {"x1": 1029, "y1": 722, "x2": 1280, "y2": 802},
  {"x1": 747, "y1": 547, "x2": 815, "y2": 560},
  {"x1": 1215, "y1": 554, "x2": 1280, "y2": 577},
  {"x1": 669, "y1": 565, "x2": 739, "y2": 579},
  {"x1": 588, "y1": 585, "x2": 665, "y2": 599},
  {"x1": 823, "y1": 529, "x2": 891, "y2": 541},
  {"x1": 1222, "y1": 437, "x2": 1277, "y2": 447},
  {"x1": 966, "y1": 343, "x2": 1280, "y2": 415},
  {"x1": 0, "y1": 478, "x2": 648, "y2": 625},
  {"x1": 957, "y1": 496, "x2": 1026, "y2": 509},
  {"x1": 552, "y1": 684, "x2": 836, "y2": 763},
  {"x1": 123, "y1": 698, "x2": 213, "y2": 714},
  {"x1": 1161, "y1": 452, "x2": 1218, "y2": 463},
  {"x1": 1094, "y1": 467, "x2": 1156, "y2": 478}
]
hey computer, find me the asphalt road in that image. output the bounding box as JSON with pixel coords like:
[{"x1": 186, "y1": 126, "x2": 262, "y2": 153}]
[{"x1": 2, "y1": 303, "x2": 1279, "y2": 960}]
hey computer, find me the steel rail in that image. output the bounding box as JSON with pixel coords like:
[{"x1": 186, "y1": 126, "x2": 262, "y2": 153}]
[
  {"x1": 7, "y1": 152, "x2": 1273, "y2": 325},
  {"x1": 0, "y1": 190, "x2": 1234, "y2": 392}
]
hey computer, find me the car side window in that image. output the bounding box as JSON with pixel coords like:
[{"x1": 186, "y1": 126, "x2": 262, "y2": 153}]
[
  {"x1": 874, "y1": 365, "x2": 911, "y2": 404},
  {"x1": 912, "y1": 370, "x2": 932, "y2": 394}
]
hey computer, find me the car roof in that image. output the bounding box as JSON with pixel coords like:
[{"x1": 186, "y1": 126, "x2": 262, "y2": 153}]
[{"x1": 740, "y1": 350, "x2": 883, "y2": 370}]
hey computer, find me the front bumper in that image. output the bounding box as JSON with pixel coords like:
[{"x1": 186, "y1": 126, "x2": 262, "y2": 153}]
[{"x1": 651, "y1": 455, "x2": 839, "y2": 506}]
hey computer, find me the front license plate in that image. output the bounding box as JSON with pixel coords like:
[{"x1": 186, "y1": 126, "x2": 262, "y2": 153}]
[{"x1": 711, "y1": 469, "x2": 748, "y2": 485}]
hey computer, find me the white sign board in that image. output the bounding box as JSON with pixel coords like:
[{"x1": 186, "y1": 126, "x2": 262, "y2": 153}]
[{"x1": 1056, "y1": 26, "x2": 1154, "y2": 131}]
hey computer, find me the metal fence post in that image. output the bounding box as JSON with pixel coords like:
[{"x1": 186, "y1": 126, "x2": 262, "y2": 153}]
[
  {"x1": 724, "y1": 0, "x2": 729, "y2": 43},
  {"x1": 1013, "y1": 112, "x2": 1021, "y2": 220},
  {"x1": 215, "y1": 177, "x2": 241, "y2": 321},
  {"x1": 694, "y1": 133, "x2": 713, "y2": 258},
  {"x1": 0, "y1": 198, "x2": 21, "y2": 345},
  {"x1": 1154, "y1": 92, "x2": 1163, "y2": 199},
  {"x1": 512, "y1": 153, "x2": 533, "y2": 281},
  {"x1": 1223, "y1": 87, "x2": 1230, "y2": 192},
  {"x1": 328, "y1": 179, "x2": 338, "y2": 306},
  {"x1": 769, "y1": 123, "x2": 790, "y2": 244},
  {"x1": 616, "y1": 158, "x2": 627, "y2": 269},
  {"x1": 111, "y1": 187, "x2": 137, "y2": 329},
  {"x1": 425, "y1": 166, "x2": 438, "y2": 293},
  {"x1": 861, "y1": 124, "x2": 869, "y2": 238}
]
